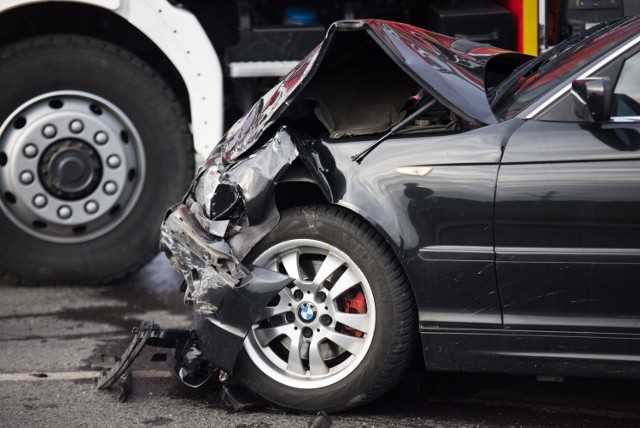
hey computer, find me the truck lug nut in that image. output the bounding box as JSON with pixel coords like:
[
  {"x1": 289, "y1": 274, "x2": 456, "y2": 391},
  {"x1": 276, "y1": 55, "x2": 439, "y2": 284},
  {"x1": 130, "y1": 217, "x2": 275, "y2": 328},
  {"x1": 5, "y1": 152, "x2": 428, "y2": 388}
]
[
  {"x1": 84, "y1": 200, "x2": 99, "y2": 214},
  {"x1": 57, "y1": 205, "x2": 72, "y2": 219},
  {"x1": 302, "y1": 327, "x2": 313, "y2": 338},
  {"x1": 33, "y1": 194, "x2": 47, "y2": 208},
  {"x1": 107, "y1": 155, "x2": 121, "y2": 168},
  {"x1": 69, "y1": 120, "x2": 84, "y2": 133},
  {"x1": 19, "y1": 171, "x2": 34, "y2": 185},
  {"x1": 42, "y1": 124, "x2": 57, "y2": 138},
  {"x1": 23, "y1": 144, "x2": 38, "y2": 158},
  {"x1": 103, "y1": 181, "x2": 117, "y2": 195},
  {"x1": 94, "y1": 131, "x2": 108, "y2": 145},
  {"x1": 285, "y1": 312, "x2": 295, "y2": 323},
  {"x1": 293, "y1": 289, "x2": 303, "y2": 300}
]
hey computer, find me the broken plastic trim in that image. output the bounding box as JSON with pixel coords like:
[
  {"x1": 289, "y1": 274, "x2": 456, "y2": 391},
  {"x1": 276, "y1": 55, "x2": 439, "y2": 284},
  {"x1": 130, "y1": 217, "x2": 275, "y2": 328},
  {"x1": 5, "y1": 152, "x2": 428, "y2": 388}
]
[
  {"x1": 96, "y1": 322, "x2": 161, "y2": 390},
  {"x1": 194, "y1": 266, "x2": 294, "y2": 373},
  {"x1": 166, "y1": 341, "x2": 219, "y2": 388},
  {"x1": 160, "y1": 126, "x2": 349, "y2": 374},
  {"x1": 96, "y1": 322, "x2": 216, "y2": 392},
  {"x1": 161, "y1": 202, "x2": 294, "y2": 373}
]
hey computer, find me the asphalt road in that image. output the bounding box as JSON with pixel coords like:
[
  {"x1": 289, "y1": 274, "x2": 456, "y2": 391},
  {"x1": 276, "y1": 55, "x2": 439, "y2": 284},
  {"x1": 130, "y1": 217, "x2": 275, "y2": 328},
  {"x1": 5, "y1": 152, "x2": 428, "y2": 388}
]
[{"x1": 1, "y1": 255, "x2": 640, "y2": 427}]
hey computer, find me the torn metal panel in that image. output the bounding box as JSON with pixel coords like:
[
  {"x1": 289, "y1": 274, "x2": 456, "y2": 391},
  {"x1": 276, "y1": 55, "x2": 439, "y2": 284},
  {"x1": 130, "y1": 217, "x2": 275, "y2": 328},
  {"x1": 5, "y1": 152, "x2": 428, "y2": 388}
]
[
  {"x1": 222, "y1": 48, "x2": 320, "y2": 163},
  {"x1": 228, "y1": 204, "x2": 279, "y2": 261},
  {"x1": 194, "y1": 267, "x2": 294, "y2": 373},
  {"x1": 295, "y1": 132, "x2": 344, "y2": 203},
  {"x1": 224, "y1": 127, "x2": 299, "y2": 224},
  {"x1": 161, "y1": 199, "x2": 294, "y2": 372},
  {"x1": 221, "y1": 125, "x2": 350, "y2": 257},
  {"x1": 161, "y1": 204, "x2": 239, "y2": 287},
  {"x1": 160, "y1": 128, "x2": 305, "y2": 374}
]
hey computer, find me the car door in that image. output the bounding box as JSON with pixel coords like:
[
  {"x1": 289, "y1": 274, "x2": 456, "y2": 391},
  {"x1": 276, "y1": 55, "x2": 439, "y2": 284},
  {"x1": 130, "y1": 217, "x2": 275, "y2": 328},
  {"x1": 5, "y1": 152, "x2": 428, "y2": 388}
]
[{"x1": 494, "y1": 50, "x2": 640, "y2": 333}]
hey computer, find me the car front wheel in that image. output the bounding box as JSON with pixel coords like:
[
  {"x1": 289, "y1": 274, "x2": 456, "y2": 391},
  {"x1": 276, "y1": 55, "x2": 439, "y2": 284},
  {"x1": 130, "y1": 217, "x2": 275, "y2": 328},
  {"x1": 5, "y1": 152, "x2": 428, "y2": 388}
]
[{"x1": 236, "y1": 205, "x2": 417, "y2": 412}]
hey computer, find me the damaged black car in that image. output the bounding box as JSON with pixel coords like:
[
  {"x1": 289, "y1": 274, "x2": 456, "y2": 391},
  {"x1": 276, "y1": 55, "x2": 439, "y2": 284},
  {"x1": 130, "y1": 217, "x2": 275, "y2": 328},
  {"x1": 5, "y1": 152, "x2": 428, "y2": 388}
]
[{"x1": 112, "y1": 17, "x2": 640, "y2": 412}]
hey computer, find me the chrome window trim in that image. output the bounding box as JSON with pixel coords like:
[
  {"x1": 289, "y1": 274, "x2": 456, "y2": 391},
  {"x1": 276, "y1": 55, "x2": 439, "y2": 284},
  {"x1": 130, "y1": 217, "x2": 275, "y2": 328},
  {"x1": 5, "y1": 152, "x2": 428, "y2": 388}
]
[{"x1": 610, "y1": 116, "x2": 640, "y2": 123}]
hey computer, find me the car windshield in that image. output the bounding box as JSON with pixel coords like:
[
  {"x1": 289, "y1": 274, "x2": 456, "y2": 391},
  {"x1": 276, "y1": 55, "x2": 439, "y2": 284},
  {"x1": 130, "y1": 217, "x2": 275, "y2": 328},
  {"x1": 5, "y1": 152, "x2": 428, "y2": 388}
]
[{"x1": 490, "y1": 15, "x2": 640, "y2": 121}]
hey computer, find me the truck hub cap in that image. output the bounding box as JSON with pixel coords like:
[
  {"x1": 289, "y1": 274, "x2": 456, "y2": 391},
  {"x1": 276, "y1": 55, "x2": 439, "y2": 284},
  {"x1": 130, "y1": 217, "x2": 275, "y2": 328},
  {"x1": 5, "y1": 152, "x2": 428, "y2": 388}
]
[
  {"x1": 0, "y1": 91, "x2": 145, "y2": 243},
  {"x1": 39, "y1": 139, "x2": 102, "y2": 200}
]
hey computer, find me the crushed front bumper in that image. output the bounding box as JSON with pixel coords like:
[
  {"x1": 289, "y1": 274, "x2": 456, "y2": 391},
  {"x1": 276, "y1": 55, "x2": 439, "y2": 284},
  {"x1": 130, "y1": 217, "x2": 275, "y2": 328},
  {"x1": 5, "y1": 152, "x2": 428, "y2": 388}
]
[{"x1": 160, "y1": 203, "x2": 293, "y2": 373}]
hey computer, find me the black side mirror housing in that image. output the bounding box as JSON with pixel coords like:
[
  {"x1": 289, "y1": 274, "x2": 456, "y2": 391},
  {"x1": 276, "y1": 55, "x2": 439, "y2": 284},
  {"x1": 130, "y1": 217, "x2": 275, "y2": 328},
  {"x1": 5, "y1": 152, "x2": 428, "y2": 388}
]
[{"x1": 571, "y1": 77, "x2": 612, "y2": 122}]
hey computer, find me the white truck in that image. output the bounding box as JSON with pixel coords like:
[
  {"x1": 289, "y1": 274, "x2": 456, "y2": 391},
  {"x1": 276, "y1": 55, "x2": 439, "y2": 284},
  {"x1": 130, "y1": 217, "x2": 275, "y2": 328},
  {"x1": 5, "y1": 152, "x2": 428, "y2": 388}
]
[{"x1": 0, "y1": 0, "x2": 634, "y2": 283}]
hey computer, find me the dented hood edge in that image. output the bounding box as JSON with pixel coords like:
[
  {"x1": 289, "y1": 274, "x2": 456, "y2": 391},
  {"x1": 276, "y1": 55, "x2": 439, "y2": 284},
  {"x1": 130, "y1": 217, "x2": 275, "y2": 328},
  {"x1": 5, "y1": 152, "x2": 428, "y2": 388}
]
[{"x1": 219, "y1": 19, "x2": 526, "y2": 164}]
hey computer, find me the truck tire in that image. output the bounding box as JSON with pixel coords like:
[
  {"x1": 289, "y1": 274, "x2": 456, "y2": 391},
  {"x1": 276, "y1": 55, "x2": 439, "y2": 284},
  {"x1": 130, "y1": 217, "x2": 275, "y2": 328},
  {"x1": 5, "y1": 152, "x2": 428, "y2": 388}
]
[
  {"x1": 0, "y1": 35, "x2": 193, "y2": 284},
  {"x1": 236, "y1": 206, "x2": 417, "y2": 412}
]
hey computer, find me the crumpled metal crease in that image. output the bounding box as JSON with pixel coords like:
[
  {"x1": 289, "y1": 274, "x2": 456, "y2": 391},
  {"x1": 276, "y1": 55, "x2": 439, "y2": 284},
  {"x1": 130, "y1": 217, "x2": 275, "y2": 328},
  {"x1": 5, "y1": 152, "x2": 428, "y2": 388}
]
[{"x1": 159, "y1": 129, "x2": 305, "y2": 372}]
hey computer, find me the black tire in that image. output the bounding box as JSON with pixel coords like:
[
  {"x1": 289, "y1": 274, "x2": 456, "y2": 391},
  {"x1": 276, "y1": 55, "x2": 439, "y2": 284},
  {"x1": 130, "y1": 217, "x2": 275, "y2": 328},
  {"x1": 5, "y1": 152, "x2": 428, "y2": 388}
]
[
  {"x1": 0, "y1": 35, "x2": 193, "y2": 284},
  {"x1": 235, "y1": 205, "x2": 417, "y2": 412}
]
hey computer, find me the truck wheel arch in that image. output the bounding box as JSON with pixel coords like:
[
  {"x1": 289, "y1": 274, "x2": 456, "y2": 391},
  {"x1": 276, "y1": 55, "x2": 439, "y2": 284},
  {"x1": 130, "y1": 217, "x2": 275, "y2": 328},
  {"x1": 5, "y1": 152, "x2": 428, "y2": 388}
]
[{"x1": 0, "y1": 0, "x2": 224, "y2": 158}]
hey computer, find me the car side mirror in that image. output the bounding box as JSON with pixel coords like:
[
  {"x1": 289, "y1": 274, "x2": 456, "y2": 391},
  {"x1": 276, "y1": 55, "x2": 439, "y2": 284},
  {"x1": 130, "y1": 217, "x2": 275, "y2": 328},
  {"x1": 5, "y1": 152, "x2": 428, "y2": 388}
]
[{"x1": 571, "y1": 77, "x2": 612, "y2": 122}]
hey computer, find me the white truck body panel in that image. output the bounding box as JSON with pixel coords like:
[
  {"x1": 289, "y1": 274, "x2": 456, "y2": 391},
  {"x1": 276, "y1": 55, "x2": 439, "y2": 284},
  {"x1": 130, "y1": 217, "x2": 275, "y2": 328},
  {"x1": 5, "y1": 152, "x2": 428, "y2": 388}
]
[{"x1": 0, "y1": 0, "x2": 224, "y2": 157}]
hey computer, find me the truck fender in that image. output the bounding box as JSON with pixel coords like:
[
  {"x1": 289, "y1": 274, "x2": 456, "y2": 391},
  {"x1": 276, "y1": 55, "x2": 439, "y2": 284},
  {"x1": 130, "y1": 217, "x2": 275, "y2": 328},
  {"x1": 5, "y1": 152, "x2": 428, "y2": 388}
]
[{"x1": 0, "y1": 0, "x2": 224, "y2": 157}]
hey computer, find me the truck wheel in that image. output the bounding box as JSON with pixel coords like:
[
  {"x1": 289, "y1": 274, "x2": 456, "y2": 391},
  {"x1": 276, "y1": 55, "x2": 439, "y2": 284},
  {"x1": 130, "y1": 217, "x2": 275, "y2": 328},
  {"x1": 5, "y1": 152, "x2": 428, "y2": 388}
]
[
  {"x1": 0, "y1": 35, "x2": 193, "y2": 284},
  {"x1": 236, "y1": 206, "x2": 417, "y2": 412}
]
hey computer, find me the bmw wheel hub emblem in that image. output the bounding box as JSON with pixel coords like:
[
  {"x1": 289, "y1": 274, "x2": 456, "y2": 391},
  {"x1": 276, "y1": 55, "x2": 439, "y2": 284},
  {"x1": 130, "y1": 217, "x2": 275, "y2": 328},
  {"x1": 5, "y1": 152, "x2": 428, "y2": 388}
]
[{"x1": 298, "y1": 302, "x2": 317, "y2": 323}]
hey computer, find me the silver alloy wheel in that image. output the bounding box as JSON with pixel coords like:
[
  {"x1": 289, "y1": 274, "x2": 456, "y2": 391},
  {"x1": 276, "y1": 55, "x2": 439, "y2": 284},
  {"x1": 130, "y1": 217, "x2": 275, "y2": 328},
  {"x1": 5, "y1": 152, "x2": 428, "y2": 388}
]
[
  {"x1": 0, "y1": 91, "x2": 145, "y2": 243},
  {"x1": 245, "y1": 239, "x2": 376, "y2": 389}
]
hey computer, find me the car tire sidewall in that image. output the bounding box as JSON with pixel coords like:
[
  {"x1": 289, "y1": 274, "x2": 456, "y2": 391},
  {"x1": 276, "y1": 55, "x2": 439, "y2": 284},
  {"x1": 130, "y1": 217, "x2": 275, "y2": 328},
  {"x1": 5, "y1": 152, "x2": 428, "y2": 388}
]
[{"x1": 0, "y1": 36, "x2": 192, "y2": 283}]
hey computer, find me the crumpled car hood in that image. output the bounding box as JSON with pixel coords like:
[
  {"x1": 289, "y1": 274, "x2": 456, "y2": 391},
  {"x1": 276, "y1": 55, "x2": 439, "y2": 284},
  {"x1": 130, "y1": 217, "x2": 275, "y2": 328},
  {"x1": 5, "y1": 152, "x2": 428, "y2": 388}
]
[{"x1": 219, "y1": 19, "x2": 530, "y2": 164}]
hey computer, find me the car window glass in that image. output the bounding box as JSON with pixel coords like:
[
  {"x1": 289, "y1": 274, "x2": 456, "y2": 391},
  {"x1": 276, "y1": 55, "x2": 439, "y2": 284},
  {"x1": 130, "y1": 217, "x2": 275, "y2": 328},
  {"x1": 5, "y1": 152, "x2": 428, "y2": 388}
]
[
  {"x1": 536, "y1": 56, "x2": 622, "y2": 122},
  {"x1": 612, "y1": 52, "x2": 640, "y2": 117},
  {"x1": 492, "y1": 17, "x2": 640, "y2": 121}
]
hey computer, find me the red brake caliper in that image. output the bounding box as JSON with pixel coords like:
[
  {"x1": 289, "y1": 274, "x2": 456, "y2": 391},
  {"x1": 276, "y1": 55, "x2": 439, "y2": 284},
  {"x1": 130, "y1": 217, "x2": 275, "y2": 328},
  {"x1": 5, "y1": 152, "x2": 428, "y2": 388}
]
[{"x1": 343, "y1": 291, "x2": 367, "y2": 337}]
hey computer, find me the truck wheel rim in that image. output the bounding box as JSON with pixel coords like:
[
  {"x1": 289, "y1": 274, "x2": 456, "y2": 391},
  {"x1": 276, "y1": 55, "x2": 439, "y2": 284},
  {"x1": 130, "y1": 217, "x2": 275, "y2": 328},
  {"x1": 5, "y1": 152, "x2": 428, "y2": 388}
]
[
  {"x1": 0, "y1": 91, "x2": 145, "y2": 243},
  {"x1": 246, "y1": 239, "x2": 376, "y2": 389}
]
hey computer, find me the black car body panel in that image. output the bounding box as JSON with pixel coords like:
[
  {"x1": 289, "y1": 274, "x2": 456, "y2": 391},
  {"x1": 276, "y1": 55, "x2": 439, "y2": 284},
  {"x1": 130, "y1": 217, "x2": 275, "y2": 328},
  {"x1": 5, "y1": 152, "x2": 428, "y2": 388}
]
[
  {"x1": 161, "y1": 16, "x2": 640, "y2": 390},
  {"x1": 302, "y1": 119, "x2": 525, "y2": 330},
  {"x1": 496, "y1": 121, "x2": 640, "y2": 333}
]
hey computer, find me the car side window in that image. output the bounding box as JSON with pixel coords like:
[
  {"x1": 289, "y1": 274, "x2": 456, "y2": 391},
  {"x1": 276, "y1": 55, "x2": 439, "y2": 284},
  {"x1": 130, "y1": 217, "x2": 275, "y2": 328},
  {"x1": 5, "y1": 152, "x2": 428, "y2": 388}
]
[
  {"x1": 536, "y1": 50, "x2": 638, "y2": 122},
  {"x1": 612, "y1": 52, "x2": 640, "y2": 117}
]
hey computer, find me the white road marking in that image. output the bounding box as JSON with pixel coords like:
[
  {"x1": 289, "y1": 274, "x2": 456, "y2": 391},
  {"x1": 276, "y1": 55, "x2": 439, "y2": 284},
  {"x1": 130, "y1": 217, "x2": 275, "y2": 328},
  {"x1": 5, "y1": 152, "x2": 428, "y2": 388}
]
[{"x1": 0, "y1": 369, "x2": 172, "y2": 382}]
